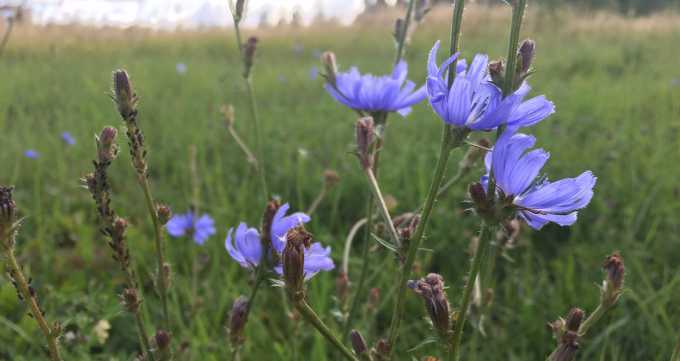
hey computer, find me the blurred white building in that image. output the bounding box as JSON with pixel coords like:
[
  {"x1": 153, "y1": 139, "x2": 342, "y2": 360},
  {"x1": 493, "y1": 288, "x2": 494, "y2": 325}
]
[{"x1": 0, "y1": 0, "x2": 370, "y2": 29}]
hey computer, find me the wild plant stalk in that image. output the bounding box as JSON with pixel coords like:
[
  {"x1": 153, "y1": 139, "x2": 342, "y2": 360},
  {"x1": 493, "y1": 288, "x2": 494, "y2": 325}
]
[
  {"x1": 1, "y1": 187, "x2": 63, "y2": 361},
  {"x1": 82, "y1": 128, "x2": 155, "y2": 360},
  {"x1": 294, "y1": 299, "x2": 359, "y2": 361},
  {"x1": 112, "y1": 70, "x2": 171, "y2": 330},
  {"x1": 229, "y1": 1, "x2": 269, "y2": 200},
  {"x1": 222, "y1": 105, "x2": 258, "y2": 167},
  {"x1": 0, "y1": 15, "x2": 14, "y2": 57},
  {"x1": 672, "y1": 336, "x2": 680, "y2": 361},
  {"x1": 386, "y1": 0, "x2": 468, "y2": 354}
]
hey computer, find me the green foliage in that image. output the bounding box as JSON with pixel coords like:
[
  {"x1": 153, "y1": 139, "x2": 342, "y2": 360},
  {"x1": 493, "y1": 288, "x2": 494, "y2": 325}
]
[{"x1": 0, "y1": 16, "x2": 679, "y2": 361}]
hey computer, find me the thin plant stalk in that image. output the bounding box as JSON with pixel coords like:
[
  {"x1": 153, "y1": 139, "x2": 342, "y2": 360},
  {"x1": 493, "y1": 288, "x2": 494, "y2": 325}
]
[
  {"x1": 394, "y1": 0, "x2": 416, "y2": 65},
  {"x1": 364, "y1": 168, "x2": 401, "y2": 247},
  {"x1": 671, "y1": 335, "x2": 680, "y2": 361},
  {"x1": 294, "y1": 299, "x2": 359, "y2": 361},
  {"x1": 306, "y1": 186, "x2": 328, "y2": 215},
  {"x1": 386, "y1": 0, "x2": 467, "y2": 353},
  {"x1": 227, "y1": 123, "x2": 258, "y2": 166},
  {"x1": 577, "y1": 303, "x2": 607, "y2": 337},
  {"x1": 0, "y1": 16, "x2": 14, "y2": 57},
  {"x1": 502, "y1": 0, "x2": 528, "y2": 98},
  {"x1": 2, "y1": 249, "x2": 63, "y2": 361},
  {"x1": 449, "y1": 222, "x2": 492, "y2": 361}
]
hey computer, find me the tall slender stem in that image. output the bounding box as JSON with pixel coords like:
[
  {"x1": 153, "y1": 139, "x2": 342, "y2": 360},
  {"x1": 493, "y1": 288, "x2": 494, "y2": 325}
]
[
  {"x1": 3, "y1": 249, "x2": 63, "y2": 361},
  {"x1": 364, "y1": 168, "x2": 401, "y2": 248},
  {"x1": 671, "y1": 335, "x2": 680, "y2": 361},
  {"x1": 0, "y1": 17, "x2": 14, "y2": 57},
  {"x1": 449, "y1": 222, "x2": 492, "y2": 361},
  {"x1": 295, "y1": 299, "x2": 359, "y2": 361},
  {"x1": 342, "y1": 210, "x2": 371, "y2": 338},
  {"x1": 386, "y1": 0, "x2": 466, "y2": 355},
  {"x1": 502, "y1": 0, "x2": 527, "y2": 97},
  {"x1": 577, "y1": 303, "x2": 607, "y2": 337},
  {"x1": 394, "y1": 0, "x2": 416, "y2": 65}
]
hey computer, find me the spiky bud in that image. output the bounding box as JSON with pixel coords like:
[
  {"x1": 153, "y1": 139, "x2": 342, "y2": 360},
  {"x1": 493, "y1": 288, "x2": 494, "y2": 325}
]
[
  {"x1": 0, "y1": 186, "x2": 17, "y2": 250},
  {"x1": 96, "y1": 126, "x2": 119, "y2": 163},
  {"x1": 112, "y1": 69, "x2": 137, "y2": 119},
  {"x1": 321, "y1": 51, "x2": 338, "y2": 87},
  {"x1": 243, "y1": 37, "x2": 258, "y2": 78},
  {"x1": 469, "y1": 182, "x2": 494, "y2": 220},
  {"x1": 350, "y1": 330, "x2": 368, "y2": 355},
  {"x1": 356, "y1": 117, "x2": 375, "y2": 169},
  {"x1": 156, "y1": 204, "x2": 172, "y2": 225},
  {"x1": 517, "y1": 39, "x2": 536, "y2": 75},
  {"x1": 602, "y1": 252, "x2": 624, "y2": 307},
  {"x1": 408, "y1": 273, "x2": 451, "y2": 337},
  {"x1": 229, "y1": 296, "x2": 249, "y2": 346},
  {"x1": 282, "y1": 226, "x2": 312, "y2": 300},
  {"x1": 121, "y1": 288, "x2": 141, "y2": 313}
]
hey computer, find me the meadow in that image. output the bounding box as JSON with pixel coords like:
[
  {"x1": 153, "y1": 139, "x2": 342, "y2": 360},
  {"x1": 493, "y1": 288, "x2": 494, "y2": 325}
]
[{"x1": 1, "y1": 4, "x2": 680, "y2": 360}]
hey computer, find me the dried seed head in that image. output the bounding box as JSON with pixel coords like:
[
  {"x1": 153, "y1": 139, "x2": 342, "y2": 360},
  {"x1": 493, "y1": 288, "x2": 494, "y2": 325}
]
[
  {"x1": 564, "y1": 308, "x2": 584, "y2": 332},
  {"x1": 488, "y1": 60, "x2": 505, "y2": 87},
  {"x1": 323, "y1": 169, "x2": 340, "y2": 189},
  {"x1": 112, "y1": 69, "x2": 137, "y2": 119},
  {"x1": 121, "y1": 288, "x2": 140, "y2": 313},
  {"x1": 372, "y1": 339, "x2": 391, "y2": 361},
  {"x1": 156, "y1": 204, "x2": 172, "y2": 225},
  {"x1": 321, "y1": 51, "x2": 338, "y2": 87},
  {"x1": 602, "y1": 252, "x2": 624, "y2": 307},
  {"x1": 356, "y1": 117, "x2": 375, "y2": 169},
  {"x1": 350, "y1": 329, "x2": 368, "y2": 355},
  {"x1": 518, "y1": 39, "x2": 536, "y2": 75},
  {"x1": 282, "y1": 226, "x2": 312, "y2": 299},
  {"x1": 229, "y1": 296, "x2": 249, "y2": 346},
  {"x1": 243, "y1": 37, "x2": 258, "y2": 77},
  {"x1": 408, "y1": 273, "x2": 451, "y2": 337}
]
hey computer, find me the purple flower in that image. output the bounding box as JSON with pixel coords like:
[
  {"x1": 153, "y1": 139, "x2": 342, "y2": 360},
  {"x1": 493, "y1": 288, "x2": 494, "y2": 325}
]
[
  {"x1": 24, "y1": 150, "x2": 39, "y2": 159},
  {"x1": 226, "y1": 223, "x2": 262, "y2": 269},
  {"x1": 309, "y1": 66, "x2": 318, "y2": 80},
  {"x1": 324, "y1": 61, "x2": 427, "y2": 117},
  {"x1": 61, "y1": 131, "x2": 76, "y2": 145},
  {"x1": 274, "y1": 242, "x2": 335, "y2": 280},
  {"x1": 176, "y1": 62, "x2": 188, "y2": 75},
  {"x1": 482, "y1": 132, "x2": 596, "y2": 230},
  {"x1": 270, "y1": 203, "x2": 310, "y2": 253},
  {"x1": 426, "y1": 41, "x2": 554, "y2": 130},
  {"x1": 166, "y1": 211, "x2": 216, "y2": 245}
]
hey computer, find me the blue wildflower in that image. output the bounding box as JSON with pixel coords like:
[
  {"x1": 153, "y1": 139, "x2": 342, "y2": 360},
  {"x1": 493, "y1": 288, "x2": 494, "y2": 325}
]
[
  {"x1": 226, "y1": 223, "x2": 262, "y2": 269},
  {"x1": 324, "y1": 60, "x2": 427, "y2": 117},
  {"x1": 176, "y1": 62, "x2": 188, "y2": 75},
  {"x1": 274, "y1": 242, "x2": 335, "y2": 280},
  {"x1": 482, "y1": 132, "x2": 596, "y2": 230},
  {"x1": 61, "y1": 131, "x2": 76, "y2": 145},
  {"x1": 24, "y1": 150, "x2": 39, "y2": 159},
  {"x1": 166, "y1": 210, "x2": 216, "y2": 245},
  {"x1": 426, "y1": 41, "x2": 554, "y2": 130},
  {"x1": 309, "y1": 66, "x2": 318, "y2": 80},
  {"x1": 270, "y1": 203, "x2": 310, "y2": 253}
]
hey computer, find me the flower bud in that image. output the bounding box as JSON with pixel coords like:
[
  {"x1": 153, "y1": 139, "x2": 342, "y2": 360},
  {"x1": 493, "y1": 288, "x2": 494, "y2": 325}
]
[
  {"x1": 261, "y1": 199, "x2": 281, "y2": 252},
  {"x1": 112, "y1": 69, "x2": 137, "y2": 119},
  {"x1": 121, "y1": 288, "x2": 141, "y2": 313},
  {"x1": 488, "y1": 60, "x2": 505, "y2": 88},
  {"x1": 282, "y1": 226, "x2": 312, "y2": 299},
  {"x1": 96, "y1": 126, "x2": 119, "y2": 163},
  {"x1": 229, "y1": 296, "x2": 249, "y2": 346},
  {"x1": 371, "y1": 339, "x2": 391, "y2": 361},
  {"x1": 550, "y1": 332, "x2": 579, "y2": 361},
  {"x1": 156, "y1": 204, "x2": 172, "y2": 225},
  {"x1": 602, "y1": 252, "x2": 624, "y2": 307},
  {"x1": 564, "y1": 308, "x2": 584, "y2": 332},
  {"x1": 221, "y1": 104, "x2": 236, "y2": 127},
  {"x1": 356, "y1": 117, "x2": 375, "y2": 169},
  {"x1": 469, "y1": 182, "x2": 494, "y2": 220},
  {"x1": 323, "y1": 169, "x2": 340, "y2": 189},
  {"x1": 350, "y1": 329, "x2": 368, "y2": 355},
  {"x1": 393, "y1": 18, "x2": 404, "y2": 41},
  {"x1": 243, "y1": 37, "x2": 258, "y2": 78},
  {"x1": 408, "y1": 273, "x2": 451, "y2": 337},
  {"x1": 517, "y1": 39, "x2": 536, "y2": 75},
  {"x1": 0, "y1": 186, "x2": 17, "y2": 249},
  {"x1": 321, "y1": 51, "x2": 338, "y2": 87},
  {"x1": 154, "y1": 330, "x2": 171, "y2": 352}
]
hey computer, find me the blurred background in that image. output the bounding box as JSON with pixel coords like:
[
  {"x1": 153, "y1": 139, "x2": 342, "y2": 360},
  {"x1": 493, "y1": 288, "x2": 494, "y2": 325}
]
[{"x1": 1, "y1": 1, "x2": 679, "y2": 361}]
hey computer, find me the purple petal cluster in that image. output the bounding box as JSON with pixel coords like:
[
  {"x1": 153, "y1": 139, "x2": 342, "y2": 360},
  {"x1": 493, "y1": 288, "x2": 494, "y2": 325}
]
[
  {"x1": 225, "y1": 203, "x2": 334, "y2": 279},
  {"x1": 166, "y1": 210, "x2": 216, "y2": 245},
  {"x1": 24, "y1": 150, "x2": 40, "y2": 159},
  {"x1": 61, "y1": 132, "x2": 76, "y2": 145},
  {"x1": 325, "y1": 61, "x2": 427, "y2": 116},
  {"x1": 426, "y1": 41, "x2": 554, "y2": 130},
  {"x1": 482, "y1": 132, "x2": 596, "y2": 230}
]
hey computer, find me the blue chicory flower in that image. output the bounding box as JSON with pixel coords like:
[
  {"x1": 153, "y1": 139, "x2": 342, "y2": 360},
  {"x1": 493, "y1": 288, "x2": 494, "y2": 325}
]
[
  {"x1": 24, "y1": 150, "x2": 40, "y2": 159},
  {"x1": 309, "y1": 65, "x2": 318, "y2": 80},
  {"x1": 225, "y1": 203, "x2": 334, "y2": 279},
  {"x1": 176, "y1": 62, "x2": 188, "y2": 75},
  {"x1": 166, "y1": 210, "x2": 216, "y2": 245},
  {"x1": 482, "y1": 132, "x2": 596, "y2": 230},
  {"x1": 61, "y1": 131, "x2": 76, "y2": 145},
  {"x1": 426, "y1": 41, "x2": 554, "y2": 131},
  {"x1": 324, "y1": 60, "x2": 427, "y2": 117}
]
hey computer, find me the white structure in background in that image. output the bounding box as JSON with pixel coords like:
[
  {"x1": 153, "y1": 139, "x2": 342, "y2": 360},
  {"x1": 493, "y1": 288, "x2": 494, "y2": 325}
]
[{"x1": 0, "y1": 0, "x2": 369, "y2": 29}]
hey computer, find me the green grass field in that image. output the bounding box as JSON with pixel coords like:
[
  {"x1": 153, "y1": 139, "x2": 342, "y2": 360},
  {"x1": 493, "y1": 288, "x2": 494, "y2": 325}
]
[{"x1": 1, "y1": 6, "x2": 680, "y2": 361}]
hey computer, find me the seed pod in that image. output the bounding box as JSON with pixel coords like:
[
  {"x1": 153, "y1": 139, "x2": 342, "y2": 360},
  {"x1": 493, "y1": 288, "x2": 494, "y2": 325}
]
[
  {"x1": 156, "y1": 204, "x2": 172, "y2": 225},
  {"x1": 350, "y1": 330, "x2": 368, "y2": 356}
]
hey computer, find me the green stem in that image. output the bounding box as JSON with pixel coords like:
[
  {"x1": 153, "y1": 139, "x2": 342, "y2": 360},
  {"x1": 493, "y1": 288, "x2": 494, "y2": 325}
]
[
  {"x1": 449, "y1": 222, "x2": 492, "y2": 361},
  {"x1": 671, "y1": 335, "x2": 680, "y2": 361},
  {"x1": 578, "y1": 303, "x2": 608, "y2": 337},
  {"x1": 364, "y1": 168, "x2": 401, "y2": 248},
  {"x1": 342, "y1": 203, "x2": 372, "y2": 338},
  {"x1": 295, "y1": 299, "x2": 359, "y2": 361},
  {"x1": 138, "y1": 175, "x2": 169, "y2": 329},
  {"x1": 502, "y1": 0, "x2": 527, "y2": 97},
  {"x1": 0, "y1": 18, "x2": 14, "y2": 57},
  {"x1": 123, "y1": 265, "x2": 156, "y2": 361},
  {"x1": 3, "y1": 248, "x2": 63, "y2": 361},
  {"x1": 394, "y1": 0, "x2": 416, "y2": 65}
]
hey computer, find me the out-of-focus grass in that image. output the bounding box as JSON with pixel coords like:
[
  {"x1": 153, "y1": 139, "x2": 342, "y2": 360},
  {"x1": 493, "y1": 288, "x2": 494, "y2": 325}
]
[{"x1": 1, "y1": 5, "x2": 679, "y2": 361}]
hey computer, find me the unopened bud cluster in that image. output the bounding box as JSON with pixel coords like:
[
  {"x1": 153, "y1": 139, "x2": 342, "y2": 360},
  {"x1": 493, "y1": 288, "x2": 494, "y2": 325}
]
[
  {"x1": 601, "y1": 252, "x2": 624, "y2": 307},
  {"x1": 229, "y1": 296, "x2": 250, "y2": 346},
  {"x1": 0, "y1": 186, "x2": 17, "y2": 250},
  {"x1": 408, "y1": 273, "x2": 451, "y2": 338},
  {"x1": 243, "y1": 37, "x2": 258, "y2": 78},
  {"x1": 282, "y1": 226, "x2": 313, "y2": 300},
  {"x1": 549, "y1": 308, "x2": 584, "y2": 361}
]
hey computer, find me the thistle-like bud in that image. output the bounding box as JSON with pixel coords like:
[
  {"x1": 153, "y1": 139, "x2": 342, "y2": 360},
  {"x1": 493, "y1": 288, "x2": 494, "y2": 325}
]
[
  {"x1": 350, "y1": 329, "x2": 368, "y2": 356},
  {"x1": 228, "y1": 296, "x2": 249, "y2": 346},
  {"x1": 469, "y1": 182, "x2": 494, "y2": 220},
  {"x1": 371, "y1": 339, "x2": 391, "y2": 361},
  {"x1": 356, "y1": 117, "x2": 375, "y2": 170},
  {"x1": 121, "y1": 288, "x2": 141, "y2": 313},
  {"x1": 112, "y1": 69, "x2": 137, "y2": 119},
  {"x1": 0, "y1": 185, "x2": 17, "y2": 250},
  {"x1": 517, "y1": 39, "x2": 536, "y2": 76},
  {"x1": 408, "y1": 273, "x2": 451, "y2": 337},
  {"x1": 156, "y1": 204, "x2": 172, "y2": 225},
  {"x1": 96, "y1": 126, "x2": 119, "y2": 163},
  {"x1": 564, "y1": 308, "x2": 584, "y2": 333},
  {"x1": 282, "y1": 226, "x2": 312, "y2": 300},
  {"x1": 414, "y1": 0, "x2": 431, "y2": 22},
  {"x1": 323, "y1": 169, "x2": 340, "y2": 189},
  {"x1": 221, "y1": 104, "x2": 236, "y2": 128},
  {"x1": 154, "y1": 330, "x2": 171, "y2": 358},
  {"x1": 321, "y1": 51, "x2": 338, "y2": 87},
  {"x1": 243, "y1": 37, "x2": 258, "y2": 78},
  {"x1": 550, "y1": 331, "x2": 579, "y2": 361},
  {"x1": 488, "y1": 60, "x2": 505, "y2": 88},
  {"x1": 261, "y1": 199, "x2": 281, "y2": 253},
  {"x1": 601, "y1": 252, "x2": 624, "y2": 307}
]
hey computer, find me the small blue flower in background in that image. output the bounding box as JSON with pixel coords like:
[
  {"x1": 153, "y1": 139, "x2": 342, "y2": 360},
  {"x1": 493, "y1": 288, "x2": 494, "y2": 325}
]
[
  {"x1": 225, "y1": 203, "x2": 334, "y2": 280},
  {"x1": 61, "y1": 131, "x2": 76, "y2": 145},
  {"x1": 325, "y1": 61, "x2": 427, "y2": 117},
  {"x1": 176, "y1": 62, "x2": 188, "y2": 75},
  {"x1": 427, "y1": 41, "x2": 554, "y2": 131},
  {"x1": 482, "y1": 132, "x2": 596, "y2": 230},
  {"x1": 166, "y1": 210, "x2": 216, "y2": 245},
  {"x1": 226, "y1": 223, "x2": 262, "y2": 269},
  {"x1": 24, "y1": 150, "x2": 40, "y2": 159},
  {"x1": 309, "y1": 66, "x2": 318, "y2": 80}
]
